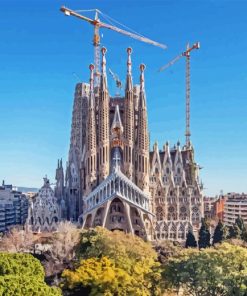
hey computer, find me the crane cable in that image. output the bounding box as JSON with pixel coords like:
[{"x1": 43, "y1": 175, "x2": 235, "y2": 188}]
[{"x1": 74, "y1": 8, "x2": 146, "y2": 40}]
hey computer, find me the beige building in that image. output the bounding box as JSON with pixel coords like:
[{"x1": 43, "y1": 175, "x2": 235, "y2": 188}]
[
  {"x1": 55, "y1": 47, "x2": 204, "y2": 241},
  {"x1": 223, "y1": 194, "x2": 247, "y2": 226}
]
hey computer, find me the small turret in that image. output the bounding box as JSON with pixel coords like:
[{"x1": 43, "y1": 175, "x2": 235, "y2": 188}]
[{"x1": 151, "y1": 141, "x2": 162, "y2": 178}]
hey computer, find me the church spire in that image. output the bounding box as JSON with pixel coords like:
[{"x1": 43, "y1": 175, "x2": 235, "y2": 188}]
[
  {"x1": 98, "y1": 47, "x2": 110, "y2": 182},
  {"x1": 85, "y1": 64, "x2": 97, "y2": 194},
  {"x1": 136, "y1": 64, "x2": 149, "y2": 193},
  {"x1": 110, "y1": 105, "x2": 123, "y2": 173},
  {"x1": 126, "y1": 47, "x2": 133, "y2": 90},
  {"x1": 101, "y1": 47, "x2": 107, "y2": 90},
  {"x1": 140, "y1": 63, "x2": 145, "y2": 92},
  {"x1": 124, "y1": 47, "x2": 135, "y2": 180},
  {"x1": 111, "y1": 104, "x2": 123, "y2": 134},
  {"x1": 139, "y1": 64, "x2": 146, "y2": 108}
]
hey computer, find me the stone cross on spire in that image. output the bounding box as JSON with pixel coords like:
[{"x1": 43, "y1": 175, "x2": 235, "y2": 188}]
[{"x1": 112, "y1": 147, "x2": 121, "y2": 172}]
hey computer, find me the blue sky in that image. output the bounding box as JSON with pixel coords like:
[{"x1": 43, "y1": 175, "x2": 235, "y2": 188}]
[{"x1": 0, "y1": 0, "x2": 246, "y2": 196}]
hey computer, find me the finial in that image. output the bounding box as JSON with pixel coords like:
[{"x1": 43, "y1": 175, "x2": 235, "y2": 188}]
[
  {"x1": 153, "y1": 141, "x2": 158, "y2": 151},
  {"x1": 163, "y1": 141, "x2": 170, "y2": 152},
  {"x1": 127, "y1": 47, "x2": 132, "y2": 75},
  {"x1": 101, "y1": 47, "x2": 107, "y2": 74},
  {"x1": 140, "y1": 64, "x2": 146, "y2": 91},
  {"x1": 89, "y1": 64, "x2": 95, "y2": 92},
  {"x1": 177, "y1": 140, "x2": 180, "y2": 147},
  {"x1": 43, "y1": 175, "x2": 49, "y2": 186}
]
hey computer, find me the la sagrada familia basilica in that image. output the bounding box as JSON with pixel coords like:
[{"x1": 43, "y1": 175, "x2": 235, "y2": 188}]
[{"x1": 52, "y1": 47, "x2": 203, "y2": 241}]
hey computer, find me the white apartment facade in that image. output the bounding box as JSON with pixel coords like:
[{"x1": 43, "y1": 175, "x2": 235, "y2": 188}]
[{"x1": 223, "y1": 193, "x2": 247, "y2": 226}]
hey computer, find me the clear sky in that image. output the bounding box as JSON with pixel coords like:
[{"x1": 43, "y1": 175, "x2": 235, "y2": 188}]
[{"x1": 0, "y1": 0, "x2": 246, "y2": 196}]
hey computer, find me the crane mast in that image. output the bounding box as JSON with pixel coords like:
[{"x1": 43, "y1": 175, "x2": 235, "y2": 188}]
[
  {"x1": 93, "y1": 10, "x2": 100, "y2": 86},
  {"x1": 60, "y1": 6, "x2": 167, "y2": 87},
  {"x1": 159, "y1": 42, "x2": 200, "y2": 147},
  {"x1": 185, "y1": 44, "x2": 191, "y2": 146}
]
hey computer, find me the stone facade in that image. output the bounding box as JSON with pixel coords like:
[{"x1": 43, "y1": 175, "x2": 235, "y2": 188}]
[
  {"x1": 29, "y1": 177, "x2": 59, "y2": 232},
  {"x1": 55, "y1": 47, "x2": 204, "y2": 241}
]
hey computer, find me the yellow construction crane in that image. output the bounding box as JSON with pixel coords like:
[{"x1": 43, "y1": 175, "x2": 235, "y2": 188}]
[
  {"x1": 60, "y1": 6, "x2": 167, "y2": 86},
  {"x1": 159, "y1": 42, "x2": 200, "y2": 147}
]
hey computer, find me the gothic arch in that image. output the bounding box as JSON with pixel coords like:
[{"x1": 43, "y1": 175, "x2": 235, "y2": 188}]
[
  {"x1": 177, "y1": 223, "x2": 185, "y2": 240},
  {"x1": 84, "y1": 214, "x2": 92, "y2": 229},
  {"x1": 93, "y1": 208, "x2": 103, "y2": 227},
  {"x1": 106, "y1": 198, "x2": 127, "y2": 232},
  {"x1": 156, "y1": 206, "x2": 163, "y2": 221}
]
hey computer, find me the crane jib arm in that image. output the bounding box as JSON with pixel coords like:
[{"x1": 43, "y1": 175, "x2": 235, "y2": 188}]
[
  {"x1": 60, "y1": 6, "x2": 167, "y2": 50},
  {"x1": 60, "y1": 6, "x2": 95, "y2": 25}
]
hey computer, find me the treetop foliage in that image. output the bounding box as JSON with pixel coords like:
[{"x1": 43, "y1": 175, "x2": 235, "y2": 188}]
[
  {"x1": 0, "y1": 252, "x2": 44, "y2": 279},
  {"x1": 77, "y1": 227, "x2": 158, "y2": 274},
  {"x1": 212, "y1": 219, "x2": 226, "y2": 245},
  {"x1": 63, "y1": 227, "x2": 162, "y2": 296},
  {"x1": 185, "y1": 229, "x2": 197, "y2": 248},
  {"x1": 163, "y1": 242, "x2": 247, "y2": 296},
  {"x1": 0, "y1": 252, "x2": 61, "y2": 296},
  {"x1": 198, "y1": 218, "x2": 211, "y2": 249}
]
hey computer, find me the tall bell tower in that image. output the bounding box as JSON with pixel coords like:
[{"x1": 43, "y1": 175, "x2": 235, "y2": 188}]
[{"x1": 98, "y1": 47, "x2": 110, "y2": 182}]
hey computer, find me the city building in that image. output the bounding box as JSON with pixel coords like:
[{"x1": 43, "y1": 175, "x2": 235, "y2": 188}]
[
  {"x1": 29, "y1": 177, "x2": 60, "y2": 232},
  {"x1": 55, "y1": 47, "x2": 204, "y2": 241},
  {"x1": 0, "y1": 181, "x2": 28, "y2": 232},
  {"x1": 204, "y1": 196, "x2": 217, "y2": 220},
  {"x1": 223, "y1": 193, "x2": 247, "y2": 226},
  {"x1": 215, "y1": 195, "x2": 225, "y2": 221}
]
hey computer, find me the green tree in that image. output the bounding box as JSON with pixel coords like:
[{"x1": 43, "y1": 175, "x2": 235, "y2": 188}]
[
  {"x1": 235, "y1": 216, "x2": 247, "y2": 241},
  {"x1": 236, "y1": 216, "x2": 245, "y2": 230},
  {"x1": 63, "y1": 227, "x2": 162, "y2": 296},
  {"x1": 185, "y1": 229, "x2": 197, "y2": 248},
  {"x1": 212, "y1": 220, "x2": 225, "y2": 245},
  {"x1": 162, "y1": 243, "x2": 247, "y2": 296},
  {"x1": 154, "y1": 240, "x2": 181, "y2": 264},
  {"x1": 229, "y1": 217, "x2": 243, "y2": 239},
  {"x1": 198, "y1": 218, "x2": 211, "y2": 249},
  {"x1": 63, "y1": 256, "x2": 134, "y2": 296},
  {"x1": 0, "y1": 253, "x2": 61, "y2": 296}
]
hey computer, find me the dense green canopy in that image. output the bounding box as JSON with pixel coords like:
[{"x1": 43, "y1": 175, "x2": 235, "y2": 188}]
[
  {"x1": 0, "y1": 253, "x2": 61, "y2": 296},
  {"x1": 163, "y1": 242, "x2": 247, "y2": 296}
]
